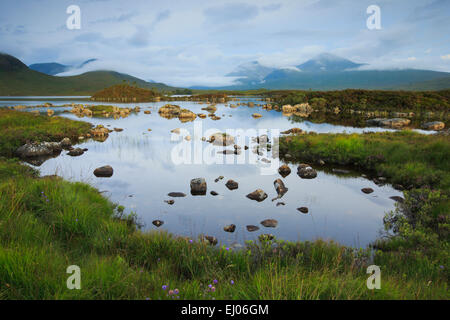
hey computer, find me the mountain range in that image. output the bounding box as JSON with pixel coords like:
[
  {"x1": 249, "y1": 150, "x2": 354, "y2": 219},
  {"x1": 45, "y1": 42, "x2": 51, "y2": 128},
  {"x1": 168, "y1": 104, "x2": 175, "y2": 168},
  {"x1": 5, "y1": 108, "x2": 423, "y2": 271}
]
[
  {"x1": 196, "y1": 53, "x2": 450, "y2": 91},
  {"x1": 0, "y1": 53, "x2": 177, "y2": 96},
  {"x1": 1, "y1": 52, "x2": 450, "y2": 95}
]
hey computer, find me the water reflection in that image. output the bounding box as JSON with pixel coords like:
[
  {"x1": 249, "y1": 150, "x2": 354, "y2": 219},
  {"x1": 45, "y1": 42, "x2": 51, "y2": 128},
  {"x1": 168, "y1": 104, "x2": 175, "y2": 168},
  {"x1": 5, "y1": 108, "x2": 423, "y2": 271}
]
[{"x1": 0, "y1": 97, "x2": 407, "y2": 248}]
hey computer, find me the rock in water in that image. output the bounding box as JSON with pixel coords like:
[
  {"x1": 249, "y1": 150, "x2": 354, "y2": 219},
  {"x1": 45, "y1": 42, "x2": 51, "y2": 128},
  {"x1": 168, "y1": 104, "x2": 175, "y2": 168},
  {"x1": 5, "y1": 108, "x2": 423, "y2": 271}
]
[
  {"x1": 297, "y1": 207, "x2": 309, "y2": 214},
  {"x1": 210, "y1": 191, "x2": 219, "y2": 196},
  {"x1": 190, "y1": 178, "x2": 207, "y2": 195},
  {"x1": 390, "y1": 196, "x2": 404, "y2": 203},
  {"x1": 297, "y1": 164, "x2": 317, "y2": 179},
  {"x1": 246, "y1": 225, "x2": 259, "y2": 232},
  {"x1": 204, "y1": 235, "x2": 218, "y2": 246},
  {"x1": 16, "y1": 142, "x2": 62, "y2": 158},
  {"x1": 94, "y1": 165, "x2": 113, "y2": 178},
  {"x1": 152, "y1": 220, "x2": 164, "y2": 227},
  {"x1": 422, "y1": 121, "x2": 445, "y2": 131},
  {"x1": 223, "y1": 224, "x2": 236, "y2": 233},
  {"x1": 259, "y1": 234, "x2": 274, "y2": 241},
  {"x1": 164, "y1": 200, "x2": 174, "y2": 205},
  {"x1": 246, "y1": 189, "x2": 268, "y2": 202},
  {"x1": 168, "y1": 192, "x2": 186, "y2": 197},
  {"x1": 67, "y1": 148, "x2": 84, "y2": 157},
  {"x1": 60, "y1": 137, "x2": 72, "y2": 148},
  {"x1": 260, "y1": 219, "x2": 278, "y2": 228},
  {"x1": 278, "y1": 164, "x2": 291, "y2": 178},
  {"x1": 272, "y1": 179, "x2": 288, "y2": 201},
  {"x1": 361, "y1": 188, "x2": 374, "y2": 194},
  {"x1": 225, "y1": 179, "x2": 238, "y2": 190}
]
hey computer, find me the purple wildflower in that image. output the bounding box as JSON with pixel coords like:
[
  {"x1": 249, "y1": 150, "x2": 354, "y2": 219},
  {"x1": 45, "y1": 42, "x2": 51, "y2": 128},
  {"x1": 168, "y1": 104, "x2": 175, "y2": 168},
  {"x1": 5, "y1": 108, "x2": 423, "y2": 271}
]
[
  {"x1": 213, "y1": 279, "x2": 218, "y2": 284},
  {"x1": 162, "y1": 285, "x2": 168, "y2": 290}
]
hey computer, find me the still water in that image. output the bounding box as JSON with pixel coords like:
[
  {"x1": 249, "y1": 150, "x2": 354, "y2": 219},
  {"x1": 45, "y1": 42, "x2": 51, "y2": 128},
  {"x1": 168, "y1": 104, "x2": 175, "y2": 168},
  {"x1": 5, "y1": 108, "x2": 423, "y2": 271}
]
[{"x1": 1, "y1": 97, "x2": 406, "y2": 248}]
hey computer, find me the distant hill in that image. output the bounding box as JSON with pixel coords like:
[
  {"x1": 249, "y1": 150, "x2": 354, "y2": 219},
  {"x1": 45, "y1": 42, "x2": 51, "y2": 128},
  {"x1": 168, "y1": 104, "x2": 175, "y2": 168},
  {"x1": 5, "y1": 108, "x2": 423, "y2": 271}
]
[
  {"x1": 28, "y1": 62, "x2": 71, "y2": 75},
  {"x1": 227, "y1": 61, "x2": 275, "y2": 86},
  {"x1": 0, "y1": 53, "x2": 178, "y2": 96},
  {"x1": 29, "y1": 58, "x2": 99, "y2": 75}
]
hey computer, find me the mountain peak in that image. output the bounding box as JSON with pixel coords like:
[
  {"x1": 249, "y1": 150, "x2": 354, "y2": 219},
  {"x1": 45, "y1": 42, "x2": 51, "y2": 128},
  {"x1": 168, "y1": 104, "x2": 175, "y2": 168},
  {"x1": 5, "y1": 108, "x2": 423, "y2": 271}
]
[
  {"x1": 0, "y1": 53, "x2": 28, "y2": 72},
  {"x1": 297, "y1": 53, "x2": 365, "y2": 72}
]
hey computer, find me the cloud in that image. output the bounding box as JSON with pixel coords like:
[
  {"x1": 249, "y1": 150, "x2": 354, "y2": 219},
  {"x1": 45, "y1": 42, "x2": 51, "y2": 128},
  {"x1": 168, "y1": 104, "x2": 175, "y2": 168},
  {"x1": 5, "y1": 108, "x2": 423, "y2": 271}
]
[
  {"x1": 203, "y1": 3, "x2": 259, "y2": 24},
  {"x1": 262, "y1": 3, "x2": 282, "y2": 12},
  {"x1": 441, "y1": 54, "x2": 450, "y2": 60}
]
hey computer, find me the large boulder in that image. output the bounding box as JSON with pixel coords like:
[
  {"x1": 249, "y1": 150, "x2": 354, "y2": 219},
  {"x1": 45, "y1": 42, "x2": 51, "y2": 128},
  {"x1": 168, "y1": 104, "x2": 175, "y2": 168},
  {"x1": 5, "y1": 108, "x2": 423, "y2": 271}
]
[
  {"x1": 16, "y1": 142, "x2": 62, "y2": 158},
  {"x1": 190, "y1": 178, "x2": 207, "y2": 195},
  {"x1": 93, "y1": 165, "x2": 114, "y2": 178},
  {"x1": 297, "y1": 164, "x2": 317, "y2": 179}
]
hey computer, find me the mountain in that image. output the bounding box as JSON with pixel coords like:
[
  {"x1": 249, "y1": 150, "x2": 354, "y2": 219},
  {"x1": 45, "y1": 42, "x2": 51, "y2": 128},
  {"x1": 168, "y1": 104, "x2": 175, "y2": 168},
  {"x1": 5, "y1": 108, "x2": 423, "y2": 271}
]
[
  {"x1": 28, "y1": 62, "x2": 71, "y2": 75},
  {"x1": 0, "y1": 53, "x2": 178, "y2": 95},
  {"x1": 226, "y1": 61, "x2": 275, "y2": 85},
  {"x1": 202, "y1": 53, "x2": 450, "y2": 91},
  {"x1": 28, "y1": 58, "x2": 99, "y2": 76},
  {"x1": 296, "y1": 53, "x2": 366, "y2": 72}
]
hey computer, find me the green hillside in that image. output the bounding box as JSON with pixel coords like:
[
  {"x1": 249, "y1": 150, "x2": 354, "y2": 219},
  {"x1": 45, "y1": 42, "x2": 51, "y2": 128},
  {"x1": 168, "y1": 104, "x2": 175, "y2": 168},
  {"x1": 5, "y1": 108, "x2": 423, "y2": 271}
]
[{"x1": 0, "y1": 53, "x2": 178, "y2": 96}]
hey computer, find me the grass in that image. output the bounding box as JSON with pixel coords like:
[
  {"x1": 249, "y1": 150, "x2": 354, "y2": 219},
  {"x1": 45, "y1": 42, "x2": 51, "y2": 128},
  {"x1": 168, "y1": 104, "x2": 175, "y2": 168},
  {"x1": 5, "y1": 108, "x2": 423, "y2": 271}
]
[
  {"x1": 0, "y1": 110, "x2": 448, "y2": 299},
  {"x1": 280, "y1": 131, "x2": 450, "y2": 190},
  {"x1": 0, "y1": 109, "x2": 92, "y2": 158}
]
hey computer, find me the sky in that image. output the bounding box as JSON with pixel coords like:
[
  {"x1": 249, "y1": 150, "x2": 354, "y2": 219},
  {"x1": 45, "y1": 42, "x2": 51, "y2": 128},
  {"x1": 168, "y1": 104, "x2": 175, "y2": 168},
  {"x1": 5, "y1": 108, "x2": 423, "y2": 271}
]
[{"x1": 1, "y1": 0, "x2": 449, "y2": 86}]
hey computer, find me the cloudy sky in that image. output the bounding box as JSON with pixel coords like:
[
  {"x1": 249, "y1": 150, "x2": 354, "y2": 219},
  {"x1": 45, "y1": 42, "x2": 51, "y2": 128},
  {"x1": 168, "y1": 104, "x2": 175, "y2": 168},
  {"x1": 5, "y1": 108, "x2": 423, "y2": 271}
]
[{"x1": 1, "y1": 0, "x2": 449, "y2": 86}]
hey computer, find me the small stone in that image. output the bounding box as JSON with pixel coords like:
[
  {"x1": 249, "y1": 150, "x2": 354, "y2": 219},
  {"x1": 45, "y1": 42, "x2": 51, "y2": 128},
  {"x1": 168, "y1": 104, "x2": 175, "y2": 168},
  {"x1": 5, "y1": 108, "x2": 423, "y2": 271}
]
[
  {"x1": 246, "y1": 225, "x2": 259, "y2": 232},
  {"x1": 210, "y1": 191, "x2": 219, "y2": 196},
  {"x1": 204, "y1": 235, "x2": 218, "y2": 246},
  {"x1": 260, "y1": 219, "x2": 278, "y2": 228},
  {"x1": 224, "y1": 224, "x2": 236, "y2": 233},
  {"x1": 297, "y1": 207, "x2": 309, "y2": 214},
  {"x1": 164, "y1": 200, "x2": 175, "y2": 205},
  {"x1": 190, "y1": 178, "x2": 207, "y2": 196},
  {"x1": 152, "y1": 220, "x2": 164, "y2": 227},
  {"x1": 278, "y1": 164, "x2": 291, "y2": 177},
  {"x1": 225, "y1": 179, "x2": 238, "y2": 190},
  {"x1": 361, "y1": 188, "x2": 374, "y2": 194},
  {"x1": 390, "y1": 196, "x2": 404, "y2": 203},
  {"x1": 246, "y1": 189, "x2": 268, "y2": 202},
  {"x1": 93, "y1": 165, "x2": 113, "y2": 178},
  {"x1": 168, "y1": 192, "x2": 186, "y2": 197}
]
